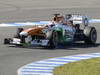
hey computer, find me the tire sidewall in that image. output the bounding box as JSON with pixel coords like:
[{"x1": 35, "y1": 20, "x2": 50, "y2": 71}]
[
  {"x1": 84, "y1": 26, "x2": 97, "y2": 44},
  {"x1": 49, "y1": 31, "x2": 58, "y2": 48}
]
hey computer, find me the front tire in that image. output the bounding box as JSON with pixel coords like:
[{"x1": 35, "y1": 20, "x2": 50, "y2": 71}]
[
  {"x1": 14, "y1": 28, "x2": 24, "y2": 38},
  {"x1": 49, "y1": 31, "x2": 59, "y2": 48},
  {"x1": 14, "y1": 28, "x2": 26, "y2": 43},
  {"x1": 4, "y1": 38, "x2": 11, "y2": 44}
]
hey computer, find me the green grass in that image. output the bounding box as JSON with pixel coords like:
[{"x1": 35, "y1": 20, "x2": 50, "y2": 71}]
[{"x1": 54, "y1": 58, "x2": 100, "y2": 75}]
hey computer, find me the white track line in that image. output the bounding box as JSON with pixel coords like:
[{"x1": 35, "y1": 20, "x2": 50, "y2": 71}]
[
  {"x1": 0, "y1": 19, "x2": 100, "y2": 27},
  {"x1": 0, "y1": 21, "x2": 51, "y2": 27},
  {"x1": 18, "y1": 53, "x2": 100, "y2": 75}
]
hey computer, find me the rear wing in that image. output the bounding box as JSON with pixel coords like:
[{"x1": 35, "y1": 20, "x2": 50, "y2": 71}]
[{"x1": 65, "y1": 14, "x2": 100, "y2": 25}]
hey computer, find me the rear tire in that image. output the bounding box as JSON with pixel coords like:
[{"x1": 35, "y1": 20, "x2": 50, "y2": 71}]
[{"x1": 84, "y1": 26, "x2": 97, "y2": 44}]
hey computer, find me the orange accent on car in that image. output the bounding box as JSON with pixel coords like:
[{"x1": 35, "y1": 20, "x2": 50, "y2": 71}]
[{"x1": 22, "y1": 26, "x2": 46, "y2": 36}]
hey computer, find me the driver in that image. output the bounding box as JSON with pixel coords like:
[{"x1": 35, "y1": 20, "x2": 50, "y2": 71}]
[
  {"x1": 51, "y1": 15, "x2": 64, "y2": 25},
  {"x1": 50, "y1": 14, "x2": 76, "y2": 41},
  {"x1": 51, "y1": 14, "x2": 69, "y2": 25}
]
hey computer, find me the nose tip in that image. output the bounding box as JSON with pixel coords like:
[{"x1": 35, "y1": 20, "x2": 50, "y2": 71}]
[{"x1": 20, "y1": 31, "x2": 28, "y2": 36}]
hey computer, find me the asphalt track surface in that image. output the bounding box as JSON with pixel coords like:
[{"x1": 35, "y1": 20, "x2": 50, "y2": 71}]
[{"x1": 0, "y1": 0, "x2": 100, "y2": 75}]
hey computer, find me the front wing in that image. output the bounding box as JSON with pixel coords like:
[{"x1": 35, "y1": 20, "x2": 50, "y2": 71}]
[{"x1": 9, "y1": 38, "x2": 49, "y2": 46}]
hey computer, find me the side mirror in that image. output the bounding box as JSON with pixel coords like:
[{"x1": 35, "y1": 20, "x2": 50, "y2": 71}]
[{"x1": 83, "y1": 17, "x2": 89, "y2": 27}]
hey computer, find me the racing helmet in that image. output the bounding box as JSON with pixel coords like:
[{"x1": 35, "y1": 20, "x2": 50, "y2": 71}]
[{"x1": 53, "y1": 14, "x2": 64, "y2": 22}]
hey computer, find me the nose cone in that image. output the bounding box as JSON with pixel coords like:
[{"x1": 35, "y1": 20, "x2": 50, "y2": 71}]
[{"x1": 20, "y1": 31, "x2": 28, "y2": 36}]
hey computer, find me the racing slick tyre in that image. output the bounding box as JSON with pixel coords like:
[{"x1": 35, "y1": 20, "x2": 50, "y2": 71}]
[
  {"x1": 49, "y1": 31, "x2": 59, "y2": 49},
  {"x1": 14, "y1": 28, "x2": 24, "y2": 38},
  {"x1": 4, "y1": 38, "x2": 10, "y2": 44},
  {"x1": 84, "y1": 26, "x2": 97, "y2": 44}
]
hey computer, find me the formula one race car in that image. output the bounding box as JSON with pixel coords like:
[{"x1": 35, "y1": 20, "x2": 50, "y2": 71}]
[{"x1": 4, "y1": 14, "x2": 97, "y2": 48}]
